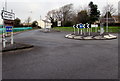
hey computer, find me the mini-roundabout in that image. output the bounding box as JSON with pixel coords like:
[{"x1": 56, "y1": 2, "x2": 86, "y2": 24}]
[{"x1": 65, "y1": 32, "x2": 117, "y2": 40}]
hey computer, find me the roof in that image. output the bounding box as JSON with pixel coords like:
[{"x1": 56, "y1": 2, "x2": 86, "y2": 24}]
[
  {"x1": 42, "y1": 20, "x2": 51, "y2": 23},
  {"x1": 100, "y1": 17, "x2": 115, "y2": 23}
]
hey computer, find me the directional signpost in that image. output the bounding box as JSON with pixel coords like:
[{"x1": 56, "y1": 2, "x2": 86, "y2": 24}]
[
  {"x1": 73, "y1": 23, "x2": 99, "y2": 36},
  {"x1": 79, "y1": 23, "x2": 84, "y2": 35},
  {"x1": 76, "y1": 24, "x2": 80, "y2": 35},
  {"x1": 87, "y1": 23, "x2": 91, "y2": 36},
  {"x1": 73, "y1": 24, "x2": 76, "y2": 34},
  {"x1": 67, "y1": 22, "x2": 117, "y2": 40},
  {"x1": 1, "y1": 7, "x2": 15, "y2": 48}
]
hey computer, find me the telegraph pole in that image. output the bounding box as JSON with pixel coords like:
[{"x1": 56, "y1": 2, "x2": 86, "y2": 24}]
[{"x1": 106, "y1": 0, "x2": 109, "y2": 33}]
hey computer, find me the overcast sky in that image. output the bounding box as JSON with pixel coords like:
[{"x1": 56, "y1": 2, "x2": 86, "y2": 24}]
[{"x1": 0, "y1": 0, "x2": 119, "y2": 24}]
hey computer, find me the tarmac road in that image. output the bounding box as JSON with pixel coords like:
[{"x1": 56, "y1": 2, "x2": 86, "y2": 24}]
[{"x1": 2, "y1": 29, "x2": 118, "y2": 79}]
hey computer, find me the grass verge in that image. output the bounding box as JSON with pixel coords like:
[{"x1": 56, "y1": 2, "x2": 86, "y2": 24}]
[{"x1": 53, "y1": 26, "x2": 120, "y2": 33}]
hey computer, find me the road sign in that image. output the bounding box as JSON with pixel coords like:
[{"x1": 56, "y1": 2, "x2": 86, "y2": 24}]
[
  {"x1": 1, "y1": 10, "x2": 15, "y2": 20},
  {"x1": 73, "y1": 25, "x2": 76, "y2": 34},
  {"x1": 1, "y1": 8, "x2": 15, "y2": 48},
  {"x1": 4, "y1": 20, "x2": 14, "y2": 25},
  {"x1": 57, "y1": 21, "x2": 61, "y2": 26},
  {"x1": 95, "y1": 24, "x2": 98, "y2": 27},
  {"x1": 73, "y1": 24, "x2": 77, "y2": 28},
  {"x1": 79, "y1": 24, "x2": 84, "y2": 28},
  {"x1": 6, "y1": 26, "x2": 13, "y2": 32},
  {"x1": 91, "y1": 24, "x2": 98, "y2": 28}
]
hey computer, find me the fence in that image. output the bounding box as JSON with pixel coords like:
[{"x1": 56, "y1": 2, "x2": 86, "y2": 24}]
[{"x1": 0, "y1": 27, "x2": 32, "y2": 34}]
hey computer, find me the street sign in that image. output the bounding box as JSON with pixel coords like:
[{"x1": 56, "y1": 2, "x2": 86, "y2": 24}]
[
  {"x1": 1, "y1": 10, "x2": 15, "y2": 20},
  {"x1": 57, "y1": 21, "x2": 61, "y2": 26},
  {"x1": 1, "y1": 8, "x2": 15, "y2": 48},
  {"x1": 79, "y1": 24, "x2": 84, "y2": 28},
  {"x1": 4, "y1": 20, "x2": 14, "y2": 25},
  {"x1": 73, "y1": 25, "x2": 76, "y2": 34},
  {"x1": 95, "y1": 24, "x2": 98, "y2": 27},
  {"x1": 91, "y1": 24, "x2": 98, "y2": 27},
  {"x1": 6, "y1": 26, "x2": 13, "y2": 32},
  {"x1": 73, "y1": 24, "x2": 77, "y2": 28}
]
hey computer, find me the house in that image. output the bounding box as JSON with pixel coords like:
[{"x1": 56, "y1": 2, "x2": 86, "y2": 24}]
[
  {"x1": 37, "y1": 20, "x2": 52, "y2": 29},
  {"x1": 22, "y1": 22, "x2": 32, "y2": 27},
  {"x1": 100, "y1": 17, "x2": 115, "y2": 23},
  {"x1": 99, "y1": 15, "x2": 120, "y2": 24},
  {"x1": 112, "y1": 15, "x2": 120, "y2": 23}
]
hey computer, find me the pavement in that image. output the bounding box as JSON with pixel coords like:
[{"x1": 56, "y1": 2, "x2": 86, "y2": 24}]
[
  {"x1": 2, "y1": 29, "x2": 118, "y2": 79},
  {"x1": 2, "y1": 42, "x2": 34, "y2": 52}
]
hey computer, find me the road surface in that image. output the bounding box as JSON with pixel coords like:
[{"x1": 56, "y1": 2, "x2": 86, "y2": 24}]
[{"x1": 2, "y1": 29, "x2": 118, "y2": 79}]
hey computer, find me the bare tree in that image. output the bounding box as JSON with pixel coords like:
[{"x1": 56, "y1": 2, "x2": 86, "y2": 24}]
[
  {"x1": 46, "y1": 3, "x2": 76, "y2": 26},
  {"x1": 55, "y1": 10, "x2": 63, "y2": 21},
  {"x1": 46, "y1": 9, "x2": 59, "y2": 27},
  {"x1": 118, "y1": 1, "x2": 120, "y2": 22},
  {"x1": 60, "y1": 4, "x2": 73, "y2": 22},
  {"x1": 46, "y1": 10, "x2": 56, "y2": 21},
  {"x1": 102, "y1": 4, "x2": 117, "y2": 16},
  {"x1": 25, "y1": 17, "x2": 32, "y2": 26}
]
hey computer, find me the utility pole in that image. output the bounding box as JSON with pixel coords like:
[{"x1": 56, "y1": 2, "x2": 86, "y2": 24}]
[{"x1": 106, "y1": 0, "x2": 109, "y2": 33}]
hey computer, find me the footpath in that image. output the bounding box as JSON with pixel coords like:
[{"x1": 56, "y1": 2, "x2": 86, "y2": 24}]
[
  {"x1": 2, "y1": 42, "x2": 33, "y2": 52},
  {"x1": 1, "y1": 30, "x2": 35, "y2": 52}
]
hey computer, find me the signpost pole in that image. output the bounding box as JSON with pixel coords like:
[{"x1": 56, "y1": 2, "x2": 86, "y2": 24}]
[
  {"x1": 96, "y1": 24, "x2": 98, "y2": 33},
  {"x1": 73, "y1": 25, "x2": 76, "y2": 34},
  {"x1": 88, "y1": 28, "x2": 90, "y2": 36},
  {"x1": 11, "y1": 10, "x2": 14, "y2": 44},
  {"x1": 77, "y1": 24, "x2": 79, "y2": 35},
  {"x1": 11, "y1": 27, "x2": 13, "y2": 44},
  {"x1": 3, "y1": 25, "x2": 6, "y2": 48},
  {"x1": 83, "y1": 24, "x2": 85, "y2": 35},
  {"x1": 2, "y1": 8, "x2": 6, "y2": 48},
  {"x1": 79, "y1": 23, "x2": 83, "y2": 35},
  {"x1": 78, "y1": 28, "x2": 79, "y2": 35},
  {"x1": 91, "y1": 27, "x2": 92, "y2": 35},
  {"x1": 87, "y1": 28, "x2": 88, "y2": 34},
  {"x1": 74, "y1": 27, "x2": 75, "y2": 34},
  {"x1": 1, "y1": 8, "x2": 15, "y2": 47},
  {"x1": 96, "y1": 27, "x2": 97, "y2": 32},
  {"x1": 81, "y1": 29, "x2": 82, "y2": 35}
]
